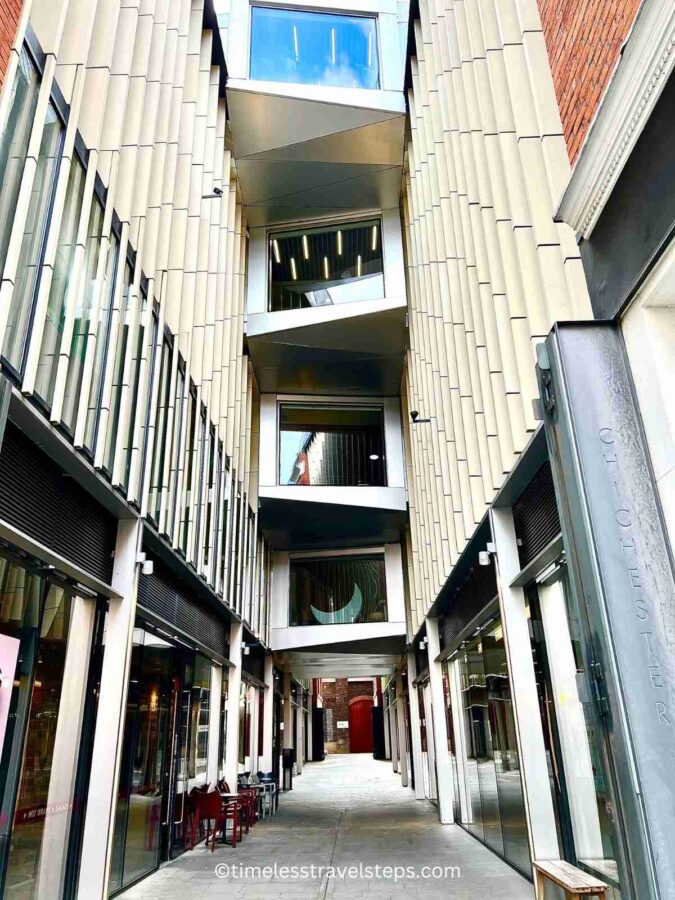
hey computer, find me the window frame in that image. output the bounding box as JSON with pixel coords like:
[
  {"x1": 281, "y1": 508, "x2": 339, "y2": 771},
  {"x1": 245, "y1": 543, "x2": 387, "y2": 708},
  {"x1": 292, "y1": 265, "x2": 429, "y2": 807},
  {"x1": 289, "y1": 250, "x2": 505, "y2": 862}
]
[
  {"x1": 248, "y1": 4, "x2": 381, "y2": 91},
  {"x1": 266, "y1": 214, "x2": 384, "y2": 312}
]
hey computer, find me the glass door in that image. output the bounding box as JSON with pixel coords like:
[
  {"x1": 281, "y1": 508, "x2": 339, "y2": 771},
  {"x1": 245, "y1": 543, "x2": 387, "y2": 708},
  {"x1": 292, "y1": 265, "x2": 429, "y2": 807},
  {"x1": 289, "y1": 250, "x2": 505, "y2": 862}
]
[
  {"x1": 109, "y1": 627, "x2": 172, "y2": 894},
  {"x1": 163, "y1": 652, "x2": 193, "y2": 862},
  {"x1": 530, "y1": 572, "x2": 628, "y2": 898}
]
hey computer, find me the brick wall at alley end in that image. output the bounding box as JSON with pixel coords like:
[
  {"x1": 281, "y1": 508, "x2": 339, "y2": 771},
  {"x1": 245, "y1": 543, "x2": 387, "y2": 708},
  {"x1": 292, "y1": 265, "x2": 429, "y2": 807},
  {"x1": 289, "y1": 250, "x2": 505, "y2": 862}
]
[{"x1": 320, "y1": 679, "x2": 373, "y2": 753}]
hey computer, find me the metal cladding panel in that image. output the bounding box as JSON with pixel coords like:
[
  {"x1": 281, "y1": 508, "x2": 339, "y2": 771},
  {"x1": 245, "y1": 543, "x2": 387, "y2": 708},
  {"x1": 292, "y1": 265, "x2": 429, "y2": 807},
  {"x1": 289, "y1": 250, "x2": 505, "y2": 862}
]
[
  {"x1": 0, "y1": 421, "x2": 116, "y2": 583},
  {"x1": 438, "y1": 560, "x2": 498, "y2": 653},
  {"x1": 512, "y1": 462, "x2": 560, "y2": 569},
  {"x1": 138, "y1": 562, "x2": 229, "y2": 660},
  {"x1": 538, "y1": 321, "x2": 675, "y2": 899}
]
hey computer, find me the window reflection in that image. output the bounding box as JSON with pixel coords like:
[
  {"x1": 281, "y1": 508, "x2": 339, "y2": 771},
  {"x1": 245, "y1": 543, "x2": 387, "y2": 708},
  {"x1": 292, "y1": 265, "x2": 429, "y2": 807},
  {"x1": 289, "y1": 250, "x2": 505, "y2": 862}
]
[
  {"x1": 250, "y1": 7, "x2": 379, "y2": 89},
  {"x1": 279, "y1": 404, "x2": 386, "y2": 487},
  {"x1": 34, "y1": 157, "x2": 86, "y2": 407},
  {"x1": 0, "y1": 559, "x2": 83, "y2": 900},
  {"x1": 4, "y1": 102, "x2": 63, "y2": 372},
  {"x1": 289, "y1": 554, "x2": 387, "y2": 627},
  {"x1": 459, "y1": 615, "x2": 530, "y2": 875},
  {"x1": 269, "y1": 219, "x2": 384, "y2": 312}
]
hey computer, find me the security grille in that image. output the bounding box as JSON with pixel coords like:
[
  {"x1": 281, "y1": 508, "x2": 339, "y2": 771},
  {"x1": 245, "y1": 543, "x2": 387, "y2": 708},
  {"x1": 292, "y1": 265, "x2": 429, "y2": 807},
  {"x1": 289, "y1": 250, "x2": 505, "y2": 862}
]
[
  {"x1": 512, "y1": 461, "x2": 561, "y2": 569},
  {"x1": 439, "y1": 560, "x2": 498, "y2": 653},
  {"x1": 138, "y1": 560, "x2": 229, "y2": 659},
  {"x1": 0, "y1": 421, "x2": 116, "y2": 583}
]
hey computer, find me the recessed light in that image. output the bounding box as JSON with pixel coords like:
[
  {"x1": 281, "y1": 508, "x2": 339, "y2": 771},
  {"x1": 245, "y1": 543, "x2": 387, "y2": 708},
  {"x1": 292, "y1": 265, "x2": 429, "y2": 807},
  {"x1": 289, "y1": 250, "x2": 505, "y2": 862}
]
[
  {"x1": 369, "y1": 454, "x2": 379, "y2": 461},
  {"x1": 290, "y1": 257, "x2": 298, "y2": 280},
  {"x1": 302, "y1": 234, "x2": 309, "y2": 260}
]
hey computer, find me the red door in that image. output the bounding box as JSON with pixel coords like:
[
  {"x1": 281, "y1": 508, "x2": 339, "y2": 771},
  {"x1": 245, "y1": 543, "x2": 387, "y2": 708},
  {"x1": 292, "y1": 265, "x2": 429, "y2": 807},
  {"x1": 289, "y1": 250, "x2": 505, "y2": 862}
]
[{"x1": 348, "y1": 696, "x2": 374, "y2": 753}]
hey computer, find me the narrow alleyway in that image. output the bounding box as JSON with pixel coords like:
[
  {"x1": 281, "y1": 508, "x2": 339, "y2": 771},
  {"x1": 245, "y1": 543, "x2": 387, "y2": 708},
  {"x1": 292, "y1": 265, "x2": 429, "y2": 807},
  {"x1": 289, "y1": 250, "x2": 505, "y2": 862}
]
[{"x1": 123, "y1": 754, "x2": 533, "y2": 899}]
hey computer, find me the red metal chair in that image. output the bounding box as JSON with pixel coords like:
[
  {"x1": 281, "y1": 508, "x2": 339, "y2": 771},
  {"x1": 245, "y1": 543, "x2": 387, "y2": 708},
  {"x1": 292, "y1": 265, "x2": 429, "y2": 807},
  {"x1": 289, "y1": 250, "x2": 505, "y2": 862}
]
[
  {"x1": 222, "y1": 782, "x2": 253, "y2": 834},
  {"x1": 200, "y1": 791, "x2": 241, "y2": 850}
]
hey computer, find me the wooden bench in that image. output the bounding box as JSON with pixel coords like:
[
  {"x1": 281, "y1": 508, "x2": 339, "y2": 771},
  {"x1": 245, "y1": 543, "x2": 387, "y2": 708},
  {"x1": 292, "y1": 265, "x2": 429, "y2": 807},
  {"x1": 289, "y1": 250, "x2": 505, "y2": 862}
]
[{"x1": 533, "y1": 860, "x2": 610, "y2": 899}]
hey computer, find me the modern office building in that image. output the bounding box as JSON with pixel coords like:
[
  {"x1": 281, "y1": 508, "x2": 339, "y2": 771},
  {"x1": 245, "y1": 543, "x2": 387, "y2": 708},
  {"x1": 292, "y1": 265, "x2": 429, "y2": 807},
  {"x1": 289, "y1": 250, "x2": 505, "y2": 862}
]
[{"x1": 0, "y1": 0, "x2": 673, "y2": 899}]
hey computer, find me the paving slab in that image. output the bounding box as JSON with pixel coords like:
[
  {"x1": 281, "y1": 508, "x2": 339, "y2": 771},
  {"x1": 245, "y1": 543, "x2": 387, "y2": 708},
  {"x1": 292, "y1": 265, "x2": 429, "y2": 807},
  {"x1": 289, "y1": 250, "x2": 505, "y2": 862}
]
[{"x1": 123, "y1": 754, "x2": 533, "y2": 899}]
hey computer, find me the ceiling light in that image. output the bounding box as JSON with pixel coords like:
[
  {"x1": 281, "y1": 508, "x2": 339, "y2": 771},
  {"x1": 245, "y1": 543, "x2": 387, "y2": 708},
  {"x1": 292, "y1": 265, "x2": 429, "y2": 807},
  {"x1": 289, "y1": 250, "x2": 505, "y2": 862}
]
[
  {"x1": 323, "y1": 256, "x2": 329, "y2": 279},
  {"x1": 330, "y1": 27, "x2": 336, "y2": 65},
  {"x1": 369, "y1": 454, "x2": 379, "y2": 461},
  {"x1": 272, "y1": 239, "x2": 281, "y2": 264},
  {"x1": 357, "y1": 254, "x2": 362, "y2": 277},
  {"x1": 337, "y1": 230, "x2": 342, "y2": 255},
  {"x1": 302, "y1": 234, "x2": 309, "y2": 260},
  {"x1": 293, "y1": 25, "x2": 299, "y2": 62},
  {"x1": 290, "y1": 257, "x2": 298, "y2": 281},
  {"x1": 371, "y1": 224, "x2": 378, "y2": 251}
]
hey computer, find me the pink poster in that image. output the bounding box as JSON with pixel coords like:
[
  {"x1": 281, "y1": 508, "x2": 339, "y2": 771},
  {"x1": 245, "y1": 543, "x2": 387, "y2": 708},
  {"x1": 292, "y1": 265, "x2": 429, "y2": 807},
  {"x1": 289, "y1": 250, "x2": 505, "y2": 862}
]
[{"x1": 0, "y1": 633, "x2": 20, "y2": 753}]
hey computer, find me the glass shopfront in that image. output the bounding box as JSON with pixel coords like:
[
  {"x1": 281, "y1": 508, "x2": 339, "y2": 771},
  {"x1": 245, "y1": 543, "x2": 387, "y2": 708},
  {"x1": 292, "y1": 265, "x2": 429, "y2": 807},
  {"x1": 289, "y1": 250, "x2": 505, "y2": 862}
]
[
  {"x1": 0, "y1": 552, "x2": 102, "y2": 900},
  {"x1": 528, "y1": 571, "x2": 626, "y2": 898},
  {"x1": 457, "y1": 615, "x2": 530, "y2": 876},
  {"x1": 109, "y1": 621, "x2": 214, "y2": 895}
]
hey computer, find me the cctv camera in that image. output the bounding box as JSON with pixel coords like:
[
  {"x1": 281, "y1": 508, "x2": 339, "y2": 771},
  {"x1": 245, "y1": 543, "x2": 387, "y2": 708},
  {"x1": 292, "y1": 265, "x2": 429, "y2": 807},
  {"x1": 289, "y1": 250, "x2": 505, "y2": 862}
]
[
  {"x1": 410, "y1": 410, "x2": 419, "y2": 421},
  {"x1": 213, "y1": 186, "x2": 223, "y2": 196}
]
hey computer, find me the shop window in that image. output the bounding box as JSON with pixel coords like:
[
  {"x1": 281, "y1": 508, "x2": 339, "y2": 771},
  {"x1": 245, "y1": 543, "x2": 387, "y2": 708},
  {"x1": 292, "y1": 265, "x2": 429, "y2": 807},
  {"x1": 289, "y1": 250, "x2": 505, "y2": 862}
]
[
  {"x1": 218, "y1": 671, "x2": 229, "y2": 776},
  {"x1": 459, "y1": 615, "x2": 530, "y2": 875},
  {"x1": 33, "y1": 155, "x2": 86, "y2": 407},
  {"x1": 189, "y1": 655, "x2": 211, "y2": 781},
  {"x1": 279, "y1": 403, "x2": 386, "y2": 487},
  {"x1": 250, "y1": 7, "x2": 379, "y2": 89},
  {"x1": 3, "y1": 100, "x2": 64, "y2": 373},
  {"x1": 289, "y1": 553, "x2": 387, "y2": 626},
  {"x1": 108, "y1": 627, "x2": 173, "y2": 893},
  {"x1": 269, "y1": 219, "x2": 383, "y2": 312},
  {"x1": 0, "y1": 557, "x2": 99, "y2": 899},
  {"x1": 528, "y1": 576, "x2": 626, "y2": 895}
]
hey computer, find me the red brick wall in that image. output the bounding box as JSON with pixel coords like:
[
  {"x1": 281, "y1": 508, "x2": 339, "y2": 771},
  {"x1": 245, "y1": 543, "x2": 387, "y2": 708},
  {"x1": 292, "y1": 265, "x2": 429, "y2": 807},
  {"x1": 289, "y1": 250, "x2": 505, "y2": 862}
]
[
  {"x1": 0, "y1": 0, "x2": 22, "y2": 90},
  {"x1": 536, "y1": 0, "x2": 642, "y2": 163},
  {"x1": 320, "y1": 679, "x2": 373, "y2": 753}
]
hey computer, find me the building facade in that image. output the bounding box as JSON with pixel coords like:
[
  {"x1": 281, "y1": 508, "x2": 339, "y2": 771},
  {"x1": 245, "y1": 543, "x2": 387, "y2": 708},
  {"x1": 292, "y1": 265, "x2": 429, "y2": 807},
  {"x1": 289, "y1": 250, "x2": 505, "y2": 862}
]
[{"x1": 0, "y1": 0, "x2": 673, "y2": 899}]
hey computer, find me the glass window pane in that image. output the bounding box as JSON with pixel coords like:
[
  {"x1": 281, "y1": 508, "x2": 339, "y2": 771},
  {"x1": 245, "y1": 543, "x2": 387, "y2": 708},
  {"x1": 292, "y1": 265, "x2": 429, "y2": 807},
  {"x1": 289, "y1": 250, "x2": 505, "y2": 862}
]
[
  {"x1": 250, "y1": 7, "x2": 379, "y2": 89},
  {"x1": 61, "y1": 195, "x2": 104, "y2": 431},
  {"x1": 121, "y1": 291, "x2": 149, "y2": 492},
  {"x1": 269, "y1": 219, "x2": 383, "y2": 312},
  {"x1": 279, "y1": 403, "x2": 386, "y2": 486},
  {"x1": 0, "y1": 48, "x2": 40, "y2": 279},
  {"x1": 0, "y1": 566, "x2": 81, "y2": 900},
  {"x1": 459, "y1": 617, "x2": 530, "y2": 875},
  {"x1": 149, "y1": 339, "x2": 172, "y2": 521},
  {"x1": 34, "y1": 157, "x2": 87, "y2": 407},
  {"x1": 289, "y1": 554, "x2": 387, "y2": 626},
  {"x1": 83, "y1": 231, "x2": 119, "y2": 451},
  {"x1": 190, "y1": 655, "x2": 211, "y2": 781},
  {"x1": 167, "y1": 366, "x2": 186, "y2": 535},
  {"x1": 181, "y1": 386, "x2": 197, "y2": 555},
  {"x1": 4, "y1": 103, "x2": 63, "y2": 371},
  {"x1": 109, "y1": 627, "x2": 172, "y2": 892},
  {"x1": 104, "y1": 262, "x2": 133, "y2": 474}
]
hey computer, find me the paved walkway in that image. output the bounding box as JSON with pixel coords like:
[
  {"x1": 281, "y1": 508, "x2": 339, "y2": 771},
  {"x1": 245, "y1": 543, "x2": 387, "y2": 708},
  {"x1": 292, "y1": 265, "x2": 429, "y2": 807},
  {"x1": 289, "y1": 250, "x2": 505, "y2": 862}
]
[{"x1": 124, "y1": 754, "x2": 533, "y2": 899}]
